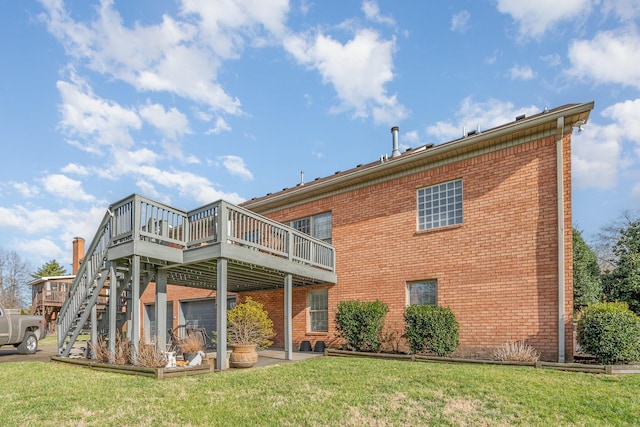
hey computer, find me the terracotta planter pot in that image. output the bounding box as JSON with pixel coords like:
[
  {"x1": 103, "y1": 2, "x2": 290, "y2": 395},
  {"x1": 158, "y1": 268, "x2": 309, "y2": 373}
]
[{"x1": 230, "y1": 343, "x2": 258, "y2": 368}]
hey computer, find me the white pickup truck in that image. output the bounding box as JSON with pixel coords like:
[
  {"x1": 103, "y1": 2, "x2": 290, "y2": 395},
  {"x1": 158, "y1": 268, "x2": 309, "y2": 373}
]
[{"x1": 0, "y1": 303, "x2": 47, "y2": 354}]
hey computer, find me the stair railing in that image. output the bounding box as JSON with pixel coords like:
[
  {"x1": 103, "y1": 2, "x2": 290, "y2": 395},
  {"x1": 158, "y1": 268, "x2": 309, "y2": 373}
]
[{"x1": 57, "y1": 209, "x2": 113, "y2": 355}]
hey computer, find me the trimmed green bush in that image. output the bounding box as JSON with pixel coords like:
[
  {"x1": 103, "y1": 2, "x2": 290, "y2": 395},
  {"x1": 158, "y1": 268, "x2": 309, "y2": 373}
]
[
  {"x1": 335, "y1": 300, "x2": 389, "y2": 352},
  {"x1": 577, "y1": 302, "x2": 640, "y2": 365},
  {"x1": 404, "y1": 305, "x2": 459, "y2": 356}
]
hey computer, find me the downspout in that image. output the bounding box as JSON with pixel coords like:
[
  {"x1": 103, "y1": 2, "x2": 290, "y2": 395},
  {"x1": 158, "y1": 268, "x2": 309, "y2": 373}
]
[{"x1": 556, "y1": 117, "x2": 565, "y2": 363}]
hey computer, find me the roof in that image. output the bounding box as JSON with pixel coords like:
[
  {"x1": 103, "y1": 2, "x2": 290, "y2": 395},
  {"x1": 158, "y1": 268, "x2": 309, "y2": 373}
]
[
  {"x1": 28, "y1": 275, "x2": 76, "y2": 286},
  {"x1": 241, "y1": 102, "x2": 594, "y2": 214}
]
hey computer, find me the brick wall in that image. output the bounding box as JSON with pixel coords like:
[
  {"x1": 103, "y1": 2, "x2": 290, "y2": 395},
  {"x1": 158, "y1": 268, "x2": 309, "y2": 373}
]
[{"x1": 252, "y1": 133, "x2": 574, "y2": 361}]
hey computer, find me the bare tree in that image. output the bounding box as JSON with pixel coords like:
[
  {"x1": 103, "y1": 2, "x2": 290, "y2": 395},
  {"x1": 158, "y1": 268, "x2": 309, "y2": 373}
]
[
  {"x1": 593, "y1": 210, "x2": 640, "y2": 272},
  {"x1": 0, "y1": 249, "x2": 32, "y2": 309}
]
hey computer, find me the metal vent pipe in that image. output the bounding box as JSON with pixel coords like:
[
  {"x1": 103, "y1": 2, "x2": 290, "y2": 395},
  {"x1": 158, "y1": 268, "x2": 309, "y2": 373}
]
[{"x1": 391, "y1": 126, "x2": 400, "y2": 158}]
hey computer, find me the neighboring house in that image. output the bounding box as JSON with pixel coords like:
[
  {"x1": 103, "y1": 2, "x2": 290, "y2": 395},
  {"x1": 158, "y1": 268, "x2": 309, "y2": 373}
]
[
  {"x1": 137, "y1": 101, "x2": 593, "y2": 362},
  {"x1": 29, "y1": 237, "x2": 84, "y2": 332}
]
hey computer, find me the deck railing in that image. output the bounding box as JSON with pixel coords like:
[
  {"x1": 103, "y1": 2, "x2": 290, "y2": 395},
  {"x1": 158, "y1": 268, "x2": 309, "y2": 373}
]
[
  {"x1": 107, "y1": 195, "x2": 335, "y2": 271},
  {"x1": 33, "y1": 290, "x2": 65, "y2": 306},
  {"x1": 111, "y1": 195, "x2": 187, "y2": 248},
  {"x1": 187, "y1": 200, "x2": 335, "y2": 271}
]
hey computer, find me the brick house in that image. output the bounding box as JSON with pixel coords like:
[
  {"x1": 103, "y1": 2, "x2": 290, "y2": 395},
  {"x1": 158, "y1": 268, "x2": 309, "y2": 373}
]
[
  {"x1": 29, "y1": 237, "x2": 85, "y2": 332},
  {"x1": 138, "y1": 101, "x2": 593, "y2": 362}
]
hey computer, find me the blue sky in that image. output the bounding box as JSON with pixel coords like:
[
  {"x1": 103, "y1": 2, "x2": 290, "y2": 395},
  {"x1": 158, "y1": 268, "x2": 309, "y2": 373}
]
[{"x1": 1, "y1": 0, "x2": 639, "y2": 271}]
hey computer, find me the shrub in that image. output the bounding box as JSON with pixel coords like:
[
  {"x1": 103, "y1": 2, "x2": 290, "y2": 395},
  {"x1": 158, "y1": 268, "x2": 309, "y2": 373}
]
[
  {"x1": 493, "y1": 341, "x2": 540, "y2": 362},
  {"x1": 335, "y1": 300, "x2": 389, "y2": 352},
  {"x1": 577, "y1": 302, "x2": 640, "y2": 365},
  {"x1": 179, "y1": 334, "x2": 205, "y2": 353},
  {"x1": 404, "y1": 305, "x2": 459, "y2": 356},
  {"x1": 227, "y1": 297, "x2": 275, "y2": 348}
]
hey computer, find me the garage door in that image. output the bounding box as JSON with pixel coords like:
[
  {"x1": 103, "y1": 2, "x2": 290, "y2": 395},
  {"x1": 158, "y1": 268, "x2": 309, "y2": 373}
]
[
  {"x1": 180, "y1": 297, "x2": 237, "y2": 339},
  {"x1": 144, "y1": 302, "x2": 174, "y2": 343},
  {"x1": 180, "y1": 299, "x2": 216, "y2": 338}
]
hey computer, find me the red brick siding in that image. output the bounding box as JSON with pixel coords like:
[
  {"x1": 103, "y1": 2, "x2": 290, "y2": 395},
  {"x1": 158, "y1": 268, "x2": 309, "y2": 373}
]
[{"x1": 257, "y1": 134, "x2": 573, "y2": 361}]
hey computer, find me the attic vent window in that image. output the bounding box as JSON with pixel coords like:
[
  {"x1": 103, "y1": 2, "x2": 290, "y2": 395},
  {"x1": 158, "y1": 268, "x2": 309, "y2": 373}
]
[{"x1": 516, "y1": 114, "x2": 526, "y2": 121}]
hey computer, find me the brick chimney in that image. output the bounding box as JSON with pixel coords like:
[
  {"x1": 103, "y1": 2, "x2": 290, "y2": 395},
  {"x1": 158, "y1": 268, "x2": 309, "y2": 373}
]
[{"x1": 72, "y1": 237, "x2": 85, "y2": 275}]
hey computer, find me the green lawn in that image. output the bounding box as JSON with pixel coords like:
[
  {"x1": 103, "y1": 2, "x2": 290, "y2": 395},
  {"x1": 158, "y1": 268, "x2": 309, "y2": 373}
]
[{"x1": 0, "y1": 356, "x2": 638, "y2": 426}]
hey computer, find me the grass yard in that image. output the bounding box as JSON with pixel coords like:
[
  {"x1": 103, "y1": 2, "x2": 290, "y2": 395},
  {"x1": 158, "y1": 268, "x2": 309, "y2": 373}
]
[{"x1": 0, "y1": 356, "x2": 638, "y2": 426}]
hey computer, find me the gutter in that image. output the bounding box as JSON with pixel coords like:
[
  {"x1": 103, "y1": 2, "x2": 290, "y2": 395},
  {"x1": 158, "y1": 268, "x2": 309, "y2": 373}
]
[{"x1": 556, "y1": 117, "x2": 566, "y2": 363}]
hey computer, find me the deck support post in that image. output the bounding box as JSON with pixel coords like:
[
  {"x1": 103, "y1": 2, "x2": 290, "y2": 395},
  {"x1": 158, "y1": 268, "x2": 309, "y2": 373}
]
[
  {"x1": 156, "y1": 269, "x2": 168, "y2": 352},
  {"x1": 216, "y1": 258, "x2": 228, "y2": 371},
  {"x1": 284, "y1": 274, "x2": 293, "y2": 361},
  {"x1": 108, "y1": 262, "x2": 116, "y2": 362},
  {"x1": 131, "y1": 255, "x2": 141, "y2": 365},
  {"x1": 90, "y1": 304, "x2": 97, "y2": 359}
]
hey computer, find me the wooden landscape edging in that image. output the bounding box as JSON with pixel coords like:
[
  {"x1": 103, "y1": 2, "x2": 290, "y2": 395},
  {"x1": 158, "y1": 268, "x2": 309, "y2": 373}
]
[
  {"x1": 324, "y1": 349, "x2": 620, "y2": 374},
  {"x1": 51, "y1": 356, "x2": 215, "y2": 380}
]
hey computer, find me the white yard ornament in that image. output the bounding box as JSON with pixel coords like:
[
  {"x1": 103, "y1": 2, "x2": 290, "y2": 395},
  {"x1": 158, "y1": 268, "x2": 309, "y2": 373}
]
[
  {"x1": 188, "y1": 350, "x2": 206, "y2": 366},
  {"x1": 164, "y1": 351, "x2": 177, "y2": 368}
]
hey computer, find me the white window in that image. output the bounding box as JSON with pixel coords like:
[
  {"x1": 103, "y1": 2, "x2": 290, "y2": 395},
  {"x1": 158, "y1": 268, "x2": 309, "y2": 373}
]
[
  {"x1": 417, "y1": 179, "x2": 463, "y2": 230},
  {"x1": 291, "y1": 212, "x2": 332, "y2": 243},
  {"x1": 308, "y1": 289, "x2": 328, "y2": 332},
  {"x1": 407, "y1": 280, "x2": 437, "y2": 306}
]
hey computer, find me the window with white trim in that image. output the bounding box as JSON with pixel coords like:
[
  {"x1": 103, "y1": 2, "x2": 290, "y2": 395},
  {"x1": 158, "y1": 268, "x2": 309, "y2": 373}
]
[
  {"x1": 291, "y1": 212, "x2": 332, "y2": 243},
  {"x1": 308, "y1": 289, "x2": 328, "y2": 332},
  {"x1": 417, "y1": 179, "x2": 463, "y2": 230},
  {"x1": 407, "y1": 280, "x2": 437, "y2": 306}
]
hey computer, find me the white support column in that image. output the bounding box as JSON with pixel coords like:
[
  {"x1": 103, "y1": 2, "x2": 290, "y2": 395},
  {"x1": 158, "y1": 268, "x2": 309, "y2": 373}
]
[
  {"x1": 108, "y1": 263, "x2": 116, "y2": 363},
  {"x1": 156, "y1": 268, "x2": 168, "y2": 352},
  {"x1": 284, "y1": 274, "x2": 293, "y2": 361},
  {"x1": 216, "y1": 258, "x2": 228, "y2": 371},
  {"x1": 131, "y1": 255, "x2": 141, "y2": 365}
]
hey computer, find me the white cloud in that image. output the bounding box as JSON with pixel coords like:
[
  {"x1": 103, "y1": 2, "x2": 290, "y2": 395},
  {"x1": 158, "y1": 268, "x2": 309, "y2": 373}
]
[
  {"x1": 400, "y1": 130, "x2": 422, "y2": 149},
  {"x1": 40, "y1": 174, "x2": 95, "y2": 202},
  {"x1": 205, "y1": 117, "x2": 232, "y2": 135},
  {"x1": 508, "y1": 64, "x2": 536, "y2": 80},
  {"x1": 426, "y1": 97, "x2": 540, "y2": 142},
  {"x1": 137, "y1": 166, "x2": 244, "y2": 204},
  {"x1": 572, "y1": 123, "x2": 621, "y2": 189},
  {"x1": 218, "y1": 155, "x2": 254, "y2": 181},
  {"x1": 540, "y1": 53, "x2": 562, "y2": 67},
  {"x1": 14, "y1": 238, "x2": 66, "y2": 265},
  {"x1": 573, "y1": 98, "x2": 640, "y2": 190},
  {"x1": 567, "y1": 27, "x2": 640, "y2": 89},
  {"x1": 451, "y1": 10, "x2": 470, "y2": 33},
  {"x1": 40, "y1": 0, "x2": 243, "y2": 114},
  {"x1": 61, "y1": 163, "x2": 90, "y2": 175},
  {"x1": 11, "y1": 182, "x2": 39, "y2": 198},
  {"x1": 602, "y1": 98, "x2": 640, "y2": 143},
  {"x1": 495, "y1": 0, "x2": 595, "y2": 39},
  {"x1": 601, "y1": 0, "x2": 640, "y2": 21},
  {"x1": 57, "y1": 75, "x2": 141, "y2": 152},
  {"x1": 181, "y1": 0, "x2": 290, "y2": 49},
  {"x1": 362, "y1": 1, "x2": 395, "y2": 25},
  {"x1": 139, "y1": 102, "x2": 191, "y2": 139},
  {"x1": 284, "y1": 28, "x2": 407, "y2": 125},
  {"x1": 0, "y1": 201, "x2": 106, "y2": 266}
]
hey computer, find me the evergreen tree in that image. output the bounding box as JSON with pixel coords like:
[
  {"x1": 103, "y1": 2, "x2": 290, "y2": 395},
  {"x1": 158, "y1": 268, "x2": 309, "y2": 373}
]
[
  {"x1": 573, "y1": 228, "x2": 602, "y2": 312},
  {"x1": 31, "y1": 259, "x2": 68, "y2": 279},
  {"x1": 602, "y1": 219, "x2": 640, "y2": 315}
]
